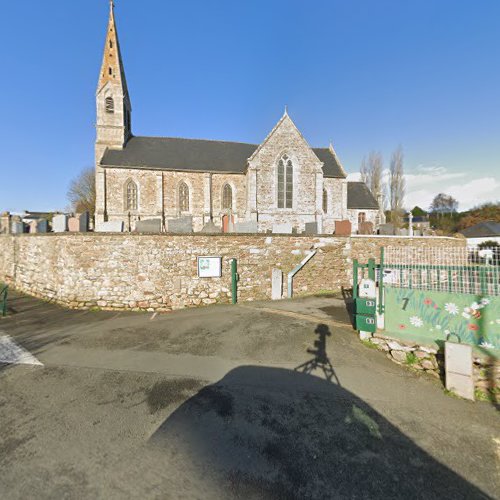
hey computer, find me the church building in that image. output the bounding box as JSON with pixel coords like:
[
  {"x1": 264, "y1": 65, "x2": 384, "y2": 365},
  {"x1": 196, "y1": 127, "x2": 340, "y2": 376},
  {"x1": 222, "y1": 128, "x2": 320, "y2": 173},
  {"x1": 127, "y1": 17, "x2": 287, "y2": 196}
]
[{"x1": 95, "y1": 2, "x2": 383, "y2": 234}]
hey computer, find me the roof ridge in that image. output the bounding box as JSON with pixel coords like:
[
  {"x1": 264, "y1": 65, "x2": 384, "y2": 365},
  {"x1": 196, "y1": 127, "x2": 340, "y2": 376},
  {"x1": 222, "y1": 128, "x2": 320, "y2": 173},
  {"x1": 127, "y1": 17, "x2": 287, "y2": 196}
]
[{"x1": 132, "y1": 135, "x2": 259, "y2": 146}]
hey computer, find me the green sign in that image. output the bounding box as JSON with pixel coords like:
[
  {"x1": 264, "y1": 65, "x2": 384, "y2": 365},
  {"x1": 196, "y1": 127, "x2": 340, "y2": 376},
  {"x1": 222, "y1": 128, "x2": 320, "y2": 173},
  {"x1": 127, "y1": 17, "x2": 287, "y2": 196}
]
[{"x1": 385, "y1": 287, "x2": 500, "y2": 352}]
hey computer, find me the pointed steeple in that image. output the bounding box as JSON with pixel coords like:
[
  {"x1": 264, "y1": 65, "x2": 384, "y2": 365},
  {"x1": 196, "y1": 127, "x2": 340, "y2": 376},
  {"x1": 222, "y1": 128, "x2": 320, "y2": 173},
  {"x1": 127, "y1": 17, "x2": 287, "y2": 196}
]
[
  {"x1": 95, "y1": 0, "x2": 132, "y2": 161},
  {"x1": 97, "y1": 0, "x2": 129, "y2": 101}
]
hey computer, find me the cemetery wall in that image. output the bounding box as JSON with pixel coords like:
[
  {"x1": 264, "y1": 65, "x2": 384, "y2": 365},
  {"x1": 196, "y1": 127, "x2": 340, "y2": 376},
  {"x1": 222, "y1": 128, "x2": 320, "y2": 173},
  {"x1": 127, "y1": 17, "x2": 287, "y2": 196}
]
[{"x1": 0, "y1": 234, "x2": 464, "y2": 312}]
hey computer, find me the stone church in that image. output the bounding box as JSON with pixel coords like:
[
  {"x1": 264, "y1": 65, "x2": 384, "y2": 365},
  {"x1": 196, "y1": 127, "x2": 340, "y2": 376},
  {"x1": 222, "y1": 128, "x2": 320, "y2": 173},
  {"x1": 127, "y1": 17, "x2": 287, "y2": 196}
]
[{"x1": 95, "y1": 2, "x2": 382, "y2": 234}]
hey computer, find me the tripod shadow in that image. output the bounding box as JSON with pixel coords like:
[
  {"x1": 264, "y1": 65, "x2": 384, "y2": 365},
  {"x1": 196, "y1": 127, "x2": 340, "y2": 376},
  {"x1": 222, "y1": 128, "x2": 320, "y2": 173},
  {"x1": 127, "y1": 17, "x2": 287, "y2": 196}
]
[{"x1": 295, "y1": 324, "x2": 340, "y2": 385}]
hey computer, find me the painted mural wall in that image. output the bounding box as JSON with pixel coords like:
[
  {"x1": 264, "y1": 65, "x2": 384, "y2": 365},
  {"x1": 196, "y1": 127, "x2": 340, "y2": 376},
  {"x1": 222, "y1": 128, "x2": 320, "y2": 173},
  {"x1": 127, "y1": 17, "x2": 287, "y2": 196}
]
[{"x1": 385, "y1": 287, "x2": 500, "y2": 351}]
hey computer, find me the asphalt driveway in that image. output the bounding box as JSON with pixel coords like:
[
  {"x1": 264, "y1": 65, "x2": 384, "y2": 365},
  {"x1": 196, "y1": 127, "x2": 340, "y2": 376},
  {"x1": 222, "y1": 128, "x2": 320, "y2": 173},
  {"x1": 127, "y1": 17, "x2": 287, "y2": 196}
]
[{"x1": 0, "y1": 291, "x2": 498, "y2": 499}]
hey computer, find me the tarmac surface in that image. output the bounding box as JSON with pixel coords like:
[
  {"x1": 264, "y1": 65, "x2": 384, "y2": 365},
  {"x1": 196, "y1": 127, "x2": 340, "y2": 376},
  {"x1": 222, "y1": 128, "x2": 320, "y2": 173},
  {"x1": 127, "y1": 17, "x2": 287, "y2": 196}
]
[{"x1": 0, "y1": 291, "x2": 498, "y2": 499}]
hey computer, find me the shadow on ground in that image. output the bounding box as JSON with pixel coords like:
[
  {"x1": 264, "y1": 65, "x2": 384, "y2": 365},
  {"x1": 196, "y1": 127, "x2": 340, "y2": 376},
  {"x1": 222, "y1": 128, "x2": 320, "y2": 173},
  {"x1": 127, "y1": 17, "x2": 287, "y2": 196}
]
[
  {"x1": 295, "y1": 324, "x2": 339, "y2": 384},
  {"x1": 149, "y1": 365, "x2": 487, "y2": 500}
]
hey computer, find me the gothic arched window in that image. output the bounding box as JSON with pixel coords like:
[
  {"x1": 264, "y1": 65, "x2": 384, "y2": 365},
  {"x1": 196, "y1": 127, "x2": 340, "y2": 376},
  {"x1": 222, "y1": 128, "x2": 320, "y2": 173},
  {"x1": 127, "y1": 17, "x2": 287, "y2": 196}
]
[
  {"x1": 105, "y1": 96, "x2": 114, "y2": 114},
  {"x1": 179, "y1": 182, "x2": 190, "y2": 212},
  {"x1": 358, "y1": 212, "x2": 366, "y2": 224},
  {"x1": 125, "y1": 180, "x2": 138, "y2": 211},
  {"x1": 323, "y1": 189, "x2": 328, "y2": 213},
  {"x1": 277, "y1": 154, "x2": 293, "y2": 209},
  {"x1": 222, "y1": 184, "x2": 233, "y2": 210}
]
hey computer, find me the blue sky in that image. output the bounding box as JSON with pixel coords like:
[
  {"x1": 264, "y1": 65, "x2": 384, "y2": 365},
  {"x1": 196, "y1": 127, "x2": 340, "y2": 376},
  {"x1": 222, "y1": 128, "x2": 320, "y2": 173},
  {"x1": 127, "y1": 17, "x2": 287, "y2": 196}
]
[{"x1": 0, "y1": 0, "x2": 498, "y2": 212}]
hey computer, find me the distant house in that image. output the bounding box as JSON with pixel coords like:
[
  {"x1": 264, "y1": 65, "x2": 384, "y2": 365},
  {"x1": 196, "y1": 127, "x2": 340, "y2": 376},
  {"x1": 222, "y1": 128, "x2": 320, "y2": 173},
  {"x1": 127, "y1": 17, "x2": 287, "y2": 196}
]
[{"x1": 460, "y1": 221, "x2": 500, "y2": 247}]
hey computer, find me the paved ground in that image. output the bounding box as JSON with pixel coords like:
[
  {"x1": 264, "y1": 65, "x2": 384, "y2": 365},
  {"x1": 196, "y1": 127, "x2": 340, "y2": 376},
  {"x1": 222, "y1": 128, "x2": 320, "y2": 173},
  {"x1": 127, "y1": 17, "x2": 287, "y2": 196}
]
[{"x1": 0, "y1": 291, "x2": 498, "y2": 499}]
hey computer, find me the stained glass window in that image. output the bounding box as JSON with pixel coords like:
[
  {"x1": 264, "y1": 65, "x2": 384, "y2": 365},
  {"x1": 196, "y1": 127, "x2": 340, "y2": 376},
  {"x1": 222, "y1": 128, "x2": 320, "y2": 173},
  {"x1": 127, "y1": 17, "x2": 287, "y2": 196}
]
[
  {"x1": 179, "y1": 182, "x2": 189, "y2": 212},
  {"x1": 125, "y1": 180, "x2": 138, "y2": 211},
  {"x1": 277, "y1": 154, "x2": 293, "y2": 208},
  {"x1": 222, "y1": 184, "x2": 232, "y2": 210}
]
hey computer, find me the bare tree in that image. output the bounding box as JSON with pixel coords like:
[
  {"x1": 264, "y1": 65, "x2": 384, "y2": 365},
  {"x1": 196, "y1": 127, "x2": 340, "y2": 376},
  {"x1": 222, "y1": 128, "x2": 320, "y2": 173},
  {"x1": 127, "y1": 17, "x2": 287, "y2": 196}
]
[
  {"x1": 389, "y1": 146, "x2": 406, "y2": 227},
  {"x1": 360, "y1": 157, "x2": 369, "y2": 184},
  {"x1": 366, "y1": 151, "x2": 385, "y2": 204},
  {"x1": 429, "y1": 193, "x2": 458, "y2": 216},
  {"x1": 67, "y1": 167, "x2": 96, "y2": 215}
]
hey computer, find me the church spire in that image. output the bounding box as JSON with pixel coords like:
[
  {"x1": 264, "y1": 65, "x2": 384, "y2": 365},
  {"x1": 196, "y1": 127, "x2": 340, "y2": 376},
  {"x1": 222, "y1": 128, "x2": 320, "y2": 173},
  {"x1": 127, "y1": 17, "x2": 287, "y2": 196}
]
[{"x1": 97, "y1": 0, "x2": 129, "y2": 100}]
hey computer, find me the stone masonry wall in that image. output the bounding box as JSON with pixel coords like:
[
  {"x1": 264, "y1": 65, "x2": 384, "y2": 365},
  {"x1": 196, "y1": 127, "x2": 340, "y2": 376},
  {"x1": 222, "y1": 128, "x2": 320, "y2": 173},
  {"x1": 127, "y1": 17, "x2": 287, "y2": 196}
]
[{"x1": 0, "y1": 234, "x2": 464, "y2": 313}]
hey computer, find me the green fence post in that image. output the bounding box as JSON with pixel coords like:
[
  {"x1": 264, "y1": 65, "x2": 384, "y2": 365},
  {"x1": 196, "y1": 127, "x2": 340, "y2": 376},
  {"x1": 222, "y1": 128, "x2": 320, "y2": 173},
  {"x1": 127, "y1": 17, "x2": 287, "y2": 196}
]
[
  {"x1": 1, "y1": 286, "x2": 7, "y2": 317},
  {"x1": 368, "y1": 258, "x2": 376, "y2": 281},
  {"x1": 231, "y1": 259, "x2": 239, "y2": 304},
  {"x1": 379, "y1": 248, "x2": 384, "y2": 315},
  {"x1": 353, "y1": 259, "x2": 359, "y2": 301}
]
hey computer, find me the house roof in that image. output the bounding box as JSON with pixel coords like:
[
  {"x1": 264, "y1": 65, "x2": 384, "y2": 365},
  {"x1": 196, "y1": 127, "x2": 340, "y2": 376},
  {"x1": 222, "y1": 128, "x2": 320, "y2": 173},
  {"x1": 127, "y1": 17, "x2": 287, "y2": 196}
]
[
  {"x1": 100, "y1": 136, "x2": 346, "y2": 178},
  {"x1": 347, "y1": 182, "x2": 379, "y2": 210},
  {"x1": 460, "y1": 221, "x2": 500, "y2": 238}
]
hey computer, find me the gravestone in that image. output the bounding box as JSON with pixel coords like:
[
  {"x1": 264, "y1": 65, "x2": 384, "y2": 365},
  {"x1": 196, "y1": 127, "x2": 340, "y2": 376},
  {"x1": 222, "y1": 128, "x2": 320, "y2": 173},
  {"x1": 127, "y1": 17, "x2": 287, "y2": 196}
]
[
  {"x1": 334, "y1": 220, "x2": 351, "y2": 236},
  {"x1": 200, "y1": 221, "x2": 221, "y2": 233},
  {"x1": 304, "y1": 222, "x2": 318, "y2": 235},
  {"x1": 167, "y1": 216, "x2": 193, "y2": 233},
  {"x1": 11, "y1": 222, "x2": 25, "y2": 234},
  {"x1": 358, "y1": 221, "x2": 374, "y2": 235},
  {"x1": 78, "y1": 212, "x2": 90, "y2": 232},
  {"x1": 378, "y1": 223, "x2": 395, "y2": 236},
  {"x1": 95, "y1": 220, "x2": 124, "y2": 233},
  {"x1": 233, "y1": 221, "x2": 258, "y2": 233},
  {"x1": 36, "y1": 220, "x2": 48, "y2": 233},
  {"x1": 271, "y1": 269, "x2": 283, "y2": 300},
  {"x1": 135, "y1": 218, "x2": 162, "y2": 233},
  {"x1": 272, "y1": 223, "x2": 293, "y2": 234},
  {"x1": 52, "y1": 214, "x2": 68, "y2": 233},
  {"x1": 28, "y1": 221, "x2": 38, "y2": 233},
  {"x1": 68, "y1": 217, "x2": 80, "y2": 232}
]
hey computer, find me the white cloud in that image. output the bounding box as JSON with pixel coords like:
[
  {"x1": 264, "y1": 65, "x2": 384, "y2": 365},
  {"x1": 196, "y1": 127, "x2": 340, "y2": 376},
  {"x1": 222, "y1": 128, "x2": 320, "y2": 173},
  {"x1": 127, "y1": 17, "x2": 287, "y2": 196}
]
[{"x1": 348, "y1": 165, "x2": 499, "y2": 211}]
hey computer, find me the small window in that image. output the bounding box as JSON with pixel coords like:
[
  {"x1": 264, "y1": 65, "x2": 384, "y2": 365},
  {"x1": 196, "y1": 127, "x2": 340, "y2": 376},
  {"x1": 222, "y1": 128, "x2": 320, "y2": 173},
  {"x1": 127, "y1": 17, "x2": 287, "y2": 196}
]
[
  {"x1": 323, "y1": 189, "x2": 328, "y2": 213},
  {"x1": 108, "y1": 67, "x2": 113, "y2": 76},
  {"x1": 109, "y1": 40, "x2": 113, "y2": 49},
  {"x1": 222, "y1": 184, "x2": 233, "y2": 210},
  {"x1": 179, "y1": 182, "x2": 189, "y2": 212},
  {"x1": 125, "y1": 180, "x2": 138, "y2": 211},
  {"x1": 105, "y1": 97, "x2": 114, "y2": 114},
  {"x1": 358, "y1": 212, "x2": 366, "y2": 224}
]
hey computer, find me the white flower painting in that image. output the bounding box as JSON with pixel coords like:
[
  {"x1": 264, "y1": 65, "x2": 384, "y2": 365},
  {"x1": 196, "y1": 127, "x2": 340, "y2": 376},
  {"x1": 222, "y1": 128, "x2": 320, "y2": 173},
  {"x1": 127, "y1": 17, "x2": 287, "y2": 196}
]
[
  {"x1": 410, "y1": 316, "x2": 424, "y2": 328},
  {"x1": 444, "y1": 303, "x2": 459, "y2": 315},
  {"x1": 479, "y1": 341, "x2": 494, "y2": 349}
]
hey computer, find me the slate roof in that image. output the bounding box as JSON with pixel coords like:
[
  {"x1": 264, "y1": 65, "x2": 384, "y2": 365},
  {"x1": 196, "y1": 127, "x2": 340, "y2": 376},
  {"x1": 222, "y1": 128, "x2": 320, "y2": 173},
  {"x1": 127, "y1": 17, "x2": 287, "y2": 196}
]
[
  {"x1": 100, "y1": 136, "x2": 346, "y2": 178},
  {"x1": 460, "y1": 221, "x2": 500, "y2": 238},
  {"x1": 347, "y1": 182, "x2": 379, "y2": 210}
]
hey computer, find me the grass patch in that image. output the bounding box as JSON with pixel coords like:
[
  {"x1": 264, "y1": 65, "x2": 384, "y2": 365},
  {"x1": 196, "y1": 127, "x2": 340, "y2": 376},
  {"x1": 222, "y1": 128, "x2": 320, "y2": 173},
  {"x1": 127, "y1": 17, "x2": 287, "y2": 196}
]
[
  {"x1": 405, "y1": 352, "x2": 418, "y2": 365},
  {"x1": 360, "y1": 339, "x2": 378, "y2": 350},
  {"x1": 474, "y1": 388, "x2": 497, "y2": 403},
  {"x1": 443, "y1": 389, "x2": 461, "y2": 399}
]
